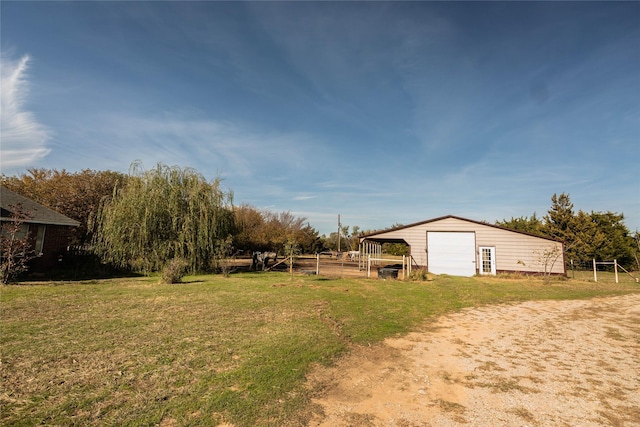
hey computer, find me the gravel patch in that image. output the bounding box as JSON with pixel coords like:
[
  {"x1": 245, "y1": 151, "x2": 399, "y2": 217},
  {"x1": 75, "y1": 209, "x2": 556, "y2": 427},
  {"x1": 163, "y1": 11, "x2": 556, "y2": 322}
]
[{"x1": 307, "y1": 294, "x2": 640, "y2": 426}]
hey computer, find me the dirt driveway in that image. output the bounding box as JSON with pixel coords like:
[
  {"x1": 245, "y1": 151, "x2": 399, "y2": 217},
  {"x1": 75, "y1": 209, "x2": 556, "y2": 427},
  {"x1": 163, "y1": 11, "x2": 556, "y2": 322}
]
[{"x1": 307, "y1": 293, "x2": 640, "y2": 426}]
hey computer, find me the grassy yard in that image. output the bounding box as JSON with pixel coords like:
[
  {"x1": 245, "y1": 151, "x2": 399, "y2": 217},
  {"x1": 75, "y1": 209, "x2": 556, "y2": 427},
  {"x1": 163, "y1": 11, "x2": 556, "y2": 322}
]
[{"x1": 1, "y1": 272, "x2": 638, "y2": 426}]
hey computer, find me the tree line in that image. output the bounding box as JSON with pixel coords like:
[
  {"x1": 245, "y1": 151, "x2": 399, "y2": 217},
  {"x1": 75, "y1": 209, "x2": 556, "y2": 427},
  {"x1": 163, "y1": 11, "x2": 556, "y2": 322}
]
[
  {"x1": 2, "y1": 166, "x2": 638, "y2": 277},
  {"x1": 1, "y1": 164, "x2": 325, "y2": 276},
  {"x1": 497, "y1": 193, "x2": 639, "y2": 270}
]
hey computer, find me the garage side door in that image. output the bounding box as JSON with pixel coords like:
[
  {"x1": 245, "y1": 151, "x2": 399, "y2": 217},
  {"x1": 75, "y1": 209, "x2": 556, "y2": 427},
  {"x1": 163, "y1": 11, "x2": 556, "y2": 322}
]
[{"x1": 427, "y1": 231, "x2": 476, "y2": 276}]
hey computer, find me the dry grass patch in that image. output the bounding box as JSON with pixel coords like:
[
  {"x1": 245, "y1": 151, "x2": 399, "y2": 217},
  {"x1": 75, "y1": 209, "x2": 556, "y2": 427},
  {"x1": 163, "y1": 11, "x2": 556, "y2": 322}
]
[
  {"x1": 604, "y1": 326, "x2": 627, "y2": 341},
  {"x1": 344, "y1": 412, "x2": 377, "y2": 426},
  {"x1": 471, "y1": 379, "x2": 539, "y2": 394},
  {"x1": 508, "y1": 407, "x2": 537, "y2": 424},
  {"x1": 476, "y1": 361, "x2": 506, "y2": 372},
  {"x1": 435, "y1": 399, "x2": 466, "y2": 414}
]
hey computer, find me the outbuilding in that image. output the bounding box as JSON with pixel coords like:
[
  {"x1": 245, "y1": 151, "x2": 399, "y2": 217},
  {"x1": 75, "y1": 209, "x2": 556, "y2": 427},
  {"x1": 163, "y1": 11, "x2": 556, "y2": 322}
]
[{"x1": 360, "y1": 215, "x2": 565, "y2": 276}]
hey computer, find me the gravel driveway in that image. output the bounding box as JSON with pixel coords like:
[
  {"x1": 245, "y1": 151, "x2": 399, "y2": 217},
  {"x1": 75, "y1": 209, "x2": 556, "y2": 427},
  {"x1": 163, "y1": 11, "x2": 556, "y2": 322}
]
[{"x1": 307, "y1": 293, "x2": 640, "y2": 426}]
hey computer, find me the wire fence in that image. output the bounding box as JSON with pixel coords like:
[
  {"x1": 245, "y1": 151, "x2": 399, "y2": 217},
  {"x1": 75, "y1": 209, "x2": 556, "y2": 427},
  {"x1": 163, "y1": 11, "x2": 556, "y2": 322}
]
[
  {"x1": 230, "y1": 253, "x2": 640, "y2": 283},
  {"x1": 566, "y1": 259, "x2": 639, "y2": 284}
]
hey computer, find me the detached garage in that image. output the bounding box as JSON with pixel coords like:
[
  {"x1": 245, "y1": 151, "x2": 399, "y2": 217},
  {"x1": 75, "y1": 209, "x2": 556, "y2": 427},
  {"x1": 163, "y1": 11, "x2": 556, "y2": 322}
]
[{"x1": 360, "y1": 215, "x2": 565, "y2": 276}]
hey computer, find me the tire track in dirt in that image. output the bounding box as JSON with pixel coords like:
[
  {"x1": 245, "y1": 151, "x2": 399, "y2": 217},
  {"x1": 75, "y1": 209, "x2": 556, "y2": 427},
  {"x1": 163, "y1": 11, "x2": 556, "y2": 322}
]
[{"x1": 306, "y1": 294, "x2": 640, "y2": 426}]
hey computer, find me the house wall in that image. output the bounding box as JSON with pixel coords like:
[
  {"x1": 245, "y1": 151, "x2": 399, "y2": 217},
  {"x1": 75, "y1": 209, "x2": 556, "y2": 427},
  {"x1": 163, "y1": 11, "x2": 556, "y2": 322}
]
[
  {"x1": 28, "y1": 224, "x2": 76, "y2": 271},
  {"x1": 368, "y1": 217, "x2": 565, "y2": 275}
]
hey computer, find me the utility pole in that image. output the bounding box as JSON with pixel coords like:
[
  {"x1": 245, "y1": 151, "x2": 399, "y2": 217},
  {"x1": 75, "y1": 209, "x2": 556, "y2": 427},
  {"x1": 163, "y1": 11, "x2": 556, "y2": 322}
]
[{"x1": 337, "y1": 214, "x2": 341, "y2": 253}]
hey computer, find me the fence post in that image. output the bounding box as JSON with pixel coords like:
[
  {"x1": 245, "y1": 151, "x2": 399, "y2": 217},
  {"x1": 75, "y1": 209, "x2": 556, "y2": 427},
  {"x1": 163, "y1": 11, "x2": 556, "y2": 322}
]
[
  {"x1": 614, "y1": 259, "x2": 619, "y2": 284},
  {"x1": 316, "y1": 253, "x2": 320, "y2": 276},
  {"x1": 367, "y1": 254, "x2": 371, "y2": 278},
  {"x1": 593, "y1": 259, "x2": 597, "y2": 282},
  {"x1": 402, "y1": 255, "x2": 406, "y2": 279},
  {"x1": 571, "y1": 259, "x2": 574, "y2": 279}
]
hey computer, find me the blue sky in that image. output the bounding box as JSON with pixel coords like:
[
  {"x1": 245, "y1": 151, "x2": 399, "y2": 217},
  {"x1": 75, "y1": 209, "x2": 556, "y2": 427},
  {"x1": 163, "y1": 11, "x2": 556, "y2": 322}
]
[{"x1": 1, "y1": 2, "x2": 638, "y2": 235}]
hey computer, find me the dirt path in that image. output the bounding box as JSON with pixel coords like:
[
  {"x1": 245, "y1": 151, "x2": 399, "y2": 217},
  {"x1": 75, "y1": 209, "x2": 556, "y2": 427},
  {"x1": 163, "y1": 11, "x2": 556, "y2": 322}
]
[{"x1": 307, "y1": 294, "x2": 640, "y2": 426}]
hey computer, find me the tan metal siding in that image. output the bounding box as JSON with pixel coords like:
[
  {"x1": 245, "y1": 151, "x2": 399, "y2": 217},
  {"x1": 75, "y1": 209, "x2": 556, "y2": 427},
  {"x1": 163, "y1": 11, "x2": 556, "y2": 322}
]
[{"x1": 474, "y1": 225, "x2": 565, "y2": 274}]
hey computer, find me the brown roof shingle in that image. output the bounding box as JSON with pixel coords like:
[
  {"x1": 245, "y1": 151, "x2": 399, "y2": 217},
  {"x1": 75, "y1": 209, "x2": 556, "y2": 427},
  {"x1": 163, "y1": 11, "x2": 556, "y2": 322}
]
[{"x1": 0, "y1": 187, "x2": 80, "y2": 227}]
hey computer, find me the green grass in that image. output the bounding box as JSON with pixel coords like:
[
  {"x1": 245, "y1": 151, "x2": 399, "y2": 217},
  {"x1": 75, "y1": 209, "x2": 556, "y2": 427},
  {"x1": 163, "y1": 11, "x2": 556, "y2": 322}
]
[
  {"x1": 1, "y1": 272, "x2": 638, "y2": 426},
  {"x1": 570, "y1": 268, "x2": 640, "y2": 284}
]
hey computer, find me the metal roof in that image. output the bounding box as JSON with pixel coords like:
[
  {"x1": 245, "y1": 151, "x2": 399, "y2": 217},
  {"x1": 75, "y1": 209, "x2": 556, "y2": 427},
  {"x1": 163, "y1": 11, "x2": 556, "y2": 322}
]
[
  {"x1": 360, "y1": 214, "x2": 563, "y2": 243},
  {"x1": 0, "y1": 187, "x2": 80, "y2": 227}
]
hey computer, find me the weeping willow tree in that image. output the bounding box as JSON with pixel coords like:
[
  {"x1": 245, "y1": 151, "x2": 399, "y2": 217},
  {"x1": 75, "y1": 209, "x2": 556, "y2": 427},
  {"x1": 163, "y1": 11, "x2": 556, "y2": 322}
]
[{"x1": 91, "y1": 162, "x2": 234, "y2": 273}]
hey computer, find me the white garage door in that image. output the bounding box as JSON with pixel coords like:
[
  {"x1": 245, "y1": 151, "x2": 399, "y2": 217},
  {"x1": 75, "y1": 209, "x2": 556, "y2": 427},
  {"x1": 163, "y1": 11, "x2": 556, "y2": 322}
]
[{"x1": 427, "y1": 231, "x2": 476, "y2": 276}]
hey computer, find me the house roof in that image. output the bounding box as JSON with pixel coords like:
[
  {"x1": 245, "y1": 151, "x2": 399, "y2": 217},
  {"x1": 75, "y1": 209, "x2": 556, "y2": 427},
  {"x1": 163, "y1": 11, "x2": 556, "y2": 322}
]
[
  {"x1": 360, "y1": 214, "x2": 562, "y2": 243},
  {"x1": 0, "y1": 187, "x2": 80, "y2": 227}
]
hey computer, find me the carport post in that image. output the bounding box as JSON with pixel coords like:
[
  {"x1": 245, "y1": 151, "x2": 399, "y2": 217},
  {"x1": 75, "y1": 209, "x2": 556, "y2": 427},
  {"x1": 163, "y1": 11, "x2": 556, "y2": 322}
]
[{"x1": 402, "y1": 255, "x2": 406, "y2": 279}]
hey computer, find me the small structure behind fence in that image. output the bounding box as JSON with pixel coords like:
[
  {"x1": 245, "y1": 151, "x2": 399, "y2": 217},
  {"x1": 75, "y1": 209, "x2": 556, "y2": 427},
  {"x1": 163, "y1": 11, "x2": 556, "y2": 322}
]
[{"x1": 367, "y1": 255, "x2": 410, "y2": 279}]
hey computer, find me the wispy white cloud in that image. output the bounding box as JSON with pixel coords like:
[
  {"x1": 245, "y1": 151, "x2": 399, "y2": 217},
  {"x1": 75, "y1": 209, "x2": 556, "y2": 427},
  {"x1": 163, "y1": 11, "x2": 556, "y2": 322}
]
[
  {"x1": 292, "y1": 195, "x2": 317, "y2": 201},
  {"x1": 0, "y1": 54, "x2": 51, "y2": 170},
  {"x1": 66, "y1": 113, "x2": 330, "y2": 184}
]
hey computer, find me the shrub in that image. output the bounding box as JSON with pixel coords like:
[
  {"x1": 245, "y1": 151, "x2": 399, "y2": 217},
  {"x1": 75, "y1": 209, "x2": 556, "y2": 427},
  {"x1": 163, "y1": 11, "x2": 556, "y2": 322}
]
[
  {"x1": 160, "y1": 258, "x2": 189, "y2": 284},
  {"x1": 407, "y1": 268, "x2": 431, "y2": 281},
  {"x1": 212, "y1": 236, "x2": 234, "y2": 277},
  {"x1": 0, "y1": 203, "x2": 36, "y2": 285}
]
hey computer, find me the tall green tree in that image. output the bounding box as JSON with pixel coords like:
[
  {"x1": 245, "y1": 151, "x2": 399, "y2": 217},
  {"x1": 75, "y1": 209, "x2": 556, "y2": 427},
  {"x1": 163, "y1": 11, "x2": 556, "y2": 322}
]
[
  {"x1": 543, "y1": 193, "x2": 575, "y2": 242},
  {"x1": 634, "y1": 232, "x2": 640, "y2": 271},
  {"x1": 91, "y1": 163, "x2": 234, "y2": 273},
  {"x1": 383, "y1": 242, "x2": 410, "y2": 256},
  {"x1": 540, "y1": 193, "x2": 635, "y2": 268},
  {"x1": 569, "y1": 210, "x2": 606, "y2": 264},
  {"x1": 496, "y1": 213, "x2": 544, "y2": 235},
  {"x1": 295, "y1": 222, "x2": 325, "y2": 254},
  {"x1": 493, "y1": 193, "x2": 636, "y2": 269},
  {"x1": 589, "y1": 211, "x2": 635, "y2": 267}
]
